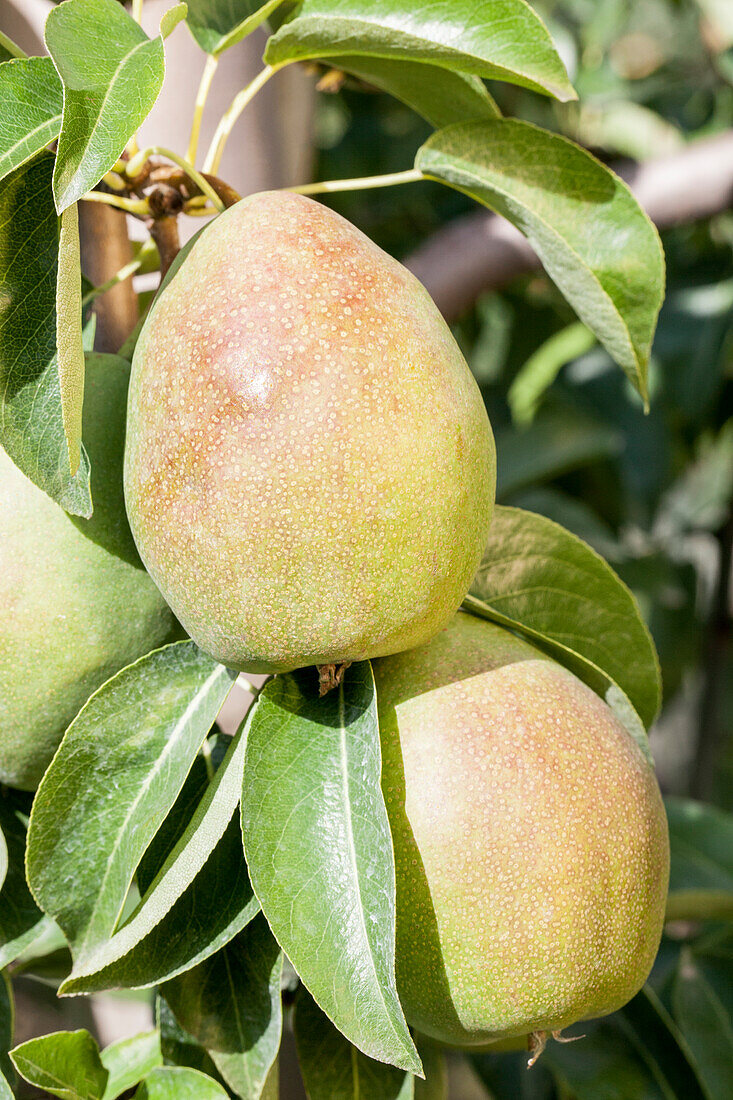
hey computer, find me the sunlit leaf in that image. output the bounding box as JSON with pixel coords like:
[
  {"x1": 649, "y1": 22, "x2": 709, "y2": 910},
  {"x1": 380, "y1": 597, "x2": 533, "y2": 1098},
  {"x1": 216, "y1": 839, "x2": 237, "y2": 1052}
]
[
  {"x1": 186, "y1": 0, "x2": 289, "y2": 54},
  {"x1": 0, "y1": 58, "x2": 63, "y2": 182},
  {"x1": 266, "y1": 0, "x2": 576, "y2": 101},
  {"x1": 241, "y1": 665, "x2": 421, "y2": 1074},
  {"x1": 57, "y1": 202, "x2": 85, "y2": 474},
  {"x1": 417, "y1": 119, "x2": 665, "y2": 401},
  {"x1": 0, "y1": 155, "x2": 92, "y2": 513},
  {"x1": 45, "y1": 0, "x2": 165, "y2": 211},
  {"x1": 27, "y1": 643, "x2": 236, "y2": 970},
  {"x1": 11, "y1": 1030, "x2": 108, "y2": 1100}
]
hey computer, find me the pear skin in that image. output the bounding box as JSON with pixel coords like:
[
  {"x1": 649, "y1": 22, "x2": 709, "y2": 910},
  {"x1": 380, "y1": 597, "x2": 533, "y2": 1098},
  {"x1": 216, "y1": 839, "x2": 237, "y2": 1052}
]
[
  {"x1": 375, "y1": 612, "x2": 669, "y2": 1046},
  {"x1": 124, "y1": 192, "x2": 495, "y2": 673}
]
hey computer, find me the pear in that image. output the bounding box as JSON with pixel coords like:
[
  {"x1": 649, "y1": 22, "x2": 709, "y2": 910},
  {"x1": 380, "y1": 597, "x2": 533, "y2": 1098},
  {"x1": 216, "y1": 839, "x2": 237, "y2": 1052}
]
[
  {"x1": 374, "y1": 612, "x2": 669, "y2": 1048},
  {"x1": 124, "y1": 192, "x2": 495, "y2": 674},
  {"x1": 0, "y1": 356, "x2": 179, "y2": 790}
]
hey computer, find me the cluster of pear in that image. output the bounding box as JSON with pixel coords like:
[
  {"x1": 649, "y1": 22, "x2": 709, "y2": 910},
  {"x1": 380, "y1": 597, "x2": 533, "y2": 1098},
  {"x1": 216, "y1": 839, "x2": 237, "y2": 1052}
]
[{"x1": 1, "y1": 192, "x2": 668, "y2": 1050}]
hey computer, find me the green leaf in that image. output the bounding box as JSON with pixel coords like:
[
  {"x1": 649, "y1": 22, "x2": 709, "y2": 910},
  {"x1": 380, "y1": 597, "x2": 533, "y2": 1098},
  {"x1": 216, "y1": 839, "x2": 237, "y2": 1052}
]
[
  {"x1": 163, "y1": 914, "x2": 283, "y2": 1099},
  {"x1": 186, "y1": 0, "x2": 289, "y2": 54},
  {"x1": 57, "y1": 202, "x2": 85, "y2": 475},
  {"x1": 495, "y1": 405, "x2": 621, "y2": 499},
  {"x1": 26, "y1": 642, "x2": 236, "y2": 970},
  {"x1": 62, "y1": 720, "x2": 257, "y2": 994},
  {"x1": 11, "y1": 1030, "x2": 108, "y2": 1100},
  {"x1": 161, "y1": 3, "x2": 189, "y2": 39},
  {"x1": 295, "y1": 989, "x2": 414, "y2": 1100},
  {"x1": 45, "y1": 0, "x2": 165, "y2": 211},
  {"x1": 416, "y1": 119, "x2": 665, "y2": 402},
  {"x1": 135, "y1": 1066, "x2": 229, "y2": 1099},
  {"x1": 265, "y1": 0, "x2": 576, "y2": 101},
  {"x1": 0, "y1": 154, "x2": 92, "y2": 514},
  {"x1": 508, "y1": 322, "x2": 596, "y2": 425},
  {"x1": 0, "y1": 58, "x2": 63, "y2": 182},
  {"x1": 0, "y1": 971, "x2": 12, "y2": 1092},
  {"x1": 156, "y1": 996, "x2": 221, "y2": 1080},
  {"x1": 101, "y1": 1032, "x2": 162, "y2": 1100},
  {"x1": 241, "y1": 665, "x2": 421, "y2": 1075},
  {"x1": 664, "y1": 799, "x2": 733, "y2": 920},
  {"x1": 672, "y1": 949, "x2": 733, "y2": 1100},
  {"x1": 326, "y1": 57, "x2": 499, "y2": 128},
  {"x1": 467, "y1": 505, "x2": 661, "y2": 727},
  {"x1": 617, "y1": 986, "x2": 710, "y2": 1100},
  {"x1": 0, "y1": 800, "x2": 52, "y2": 970}
]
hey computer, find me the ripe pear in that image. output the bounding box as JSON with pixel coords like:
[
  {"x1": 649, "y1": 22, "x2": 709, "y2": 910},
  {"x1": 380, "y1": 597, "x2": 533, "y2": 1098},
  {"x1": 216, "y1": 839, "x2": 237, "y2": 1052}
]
[
  {"x1": 124, "y1": 192, "x2": 495, "y2": 674},
  {"x1": 0, "y1": 356, "x2": 179, "y2": 791},
  {"x1": 374, "y1": 612, "x2": 669, "y2": 1048}
]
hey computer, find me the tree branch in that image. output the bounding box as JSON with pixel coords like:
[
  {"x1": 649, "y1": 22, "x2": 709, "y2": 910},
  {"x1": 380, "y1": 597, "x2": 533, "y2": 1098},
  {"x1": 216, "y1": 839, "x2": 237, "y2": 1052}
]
[{"x1": 405, "y1": 130, "x2": 733, "y2": 320}]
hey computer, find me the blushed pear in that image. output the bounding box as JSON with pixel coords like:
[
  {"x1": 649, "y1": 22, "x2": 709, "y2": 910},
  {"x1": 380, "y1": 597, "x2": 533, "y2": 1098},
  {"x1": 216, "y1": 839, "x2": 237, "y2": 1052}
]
[{"x1": 124, "y1": 192, "x2": 495, "y2": 675}]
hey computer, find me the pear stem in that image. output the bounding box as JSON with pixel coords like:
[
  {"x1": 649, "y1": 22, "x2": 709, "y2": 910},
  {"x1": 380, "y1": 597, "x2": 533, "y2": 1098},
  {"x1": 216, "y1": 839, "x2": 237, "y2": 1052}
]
[
  {"x1": 203, "y1": 64, "x2": 281, "y2": 176},
  {"x1": 289, "y1": 168, "x2": 424, "y2": 197},
  {"x1": 81, "y1": 256, "x2": 144, "y2": 307},
  {"x1": 81, "y1": 191, "x2": 150, "y2": 216},
  {"x1": 150, "y1": 216, "x2": 181, "y2": 279},
  {"x1": 187, "y1": 54, "x2": 220, "y2": 166},
  {"x1": 0, "y1": 31, "x2": 27, "y2": 59},
  {"x1": 126, "y1": 146, "x2": 226, "y2": 212}
]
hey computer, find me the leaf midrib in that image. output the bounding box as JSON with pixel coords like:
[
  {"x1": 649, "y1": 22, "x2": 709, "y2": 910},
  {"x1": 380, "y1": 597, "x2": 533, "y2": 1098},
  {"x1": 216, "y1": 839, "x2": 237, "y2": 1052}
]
[{"x1": 77, "y1": 663, "x2": 226, "y2": 959}]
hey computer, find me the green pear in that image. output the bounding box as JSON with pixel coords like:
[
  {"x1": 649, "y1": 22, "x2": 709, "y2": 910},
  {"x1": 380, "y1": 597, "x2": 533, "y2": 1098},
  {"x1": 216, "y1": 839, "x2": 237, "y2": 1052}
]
[
  {"x1": 0, "y1": 356, "x2": 180, "y2": 790},
  {"x1": 124, "y1": 192, "x2": 495, "y2": 674},
  {"x1": 374, "y1": 612, "x2": 669, "y2": 1048}
]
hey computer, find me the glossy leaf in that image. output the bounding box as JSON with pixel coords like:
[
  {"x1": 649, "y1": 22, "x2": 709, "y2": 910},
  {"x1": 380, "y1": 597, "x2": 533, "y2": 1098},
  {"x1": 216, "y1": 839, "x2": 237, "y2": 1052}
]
[
  {"x1": 0, "y1": 57, "x2": 63, "y2": 182},
  {"x1": 467, "y1": 505, "x2": 661, "y2": 727},
  {"x1": 295, "y1": 990, "x2": 414, "y2": 1100},
  {"x1": 0, "y1": 971, "x2": 12, "y2": 1095},
  {"x1": 101, "y1": 1032, "x2": 162, "y2": 1100},
  {"x1": 241, "y1": 665, "x2": 421, "y2": 1074},
  {"x1": 157, "y1": 996, "x2": 221, "y2": 1081},
  {"x1": 135, "y1": 1066, "x2": 229, "y2": 1099},
  {"x1": 57, "y1": 202, "x2": 85, "y2": 474},
  {"x1": 27, "y1": 642, "x2": 236, "y2": 970},
  {"x1": 0, "y1": 154, "x2": 92, "y2": 514},
  {"x1": 416, "y1": 119, "x2": 665, "y2": 401},
  {"x1": 328, "y1": 57, "x2": 499, "y2": 128},
  {"x1": 11, "y1": 1030, "x2": 108, "y2": 1100},
  {"x1": 163, "y1": 914, "x2": 283, "y2": 1099},
  {"x1": 673, "y1": 949, "x2": 733, "y2": 1100},
  {"x1": 63, "y1": 721, "x2": 257, "y2": 993},
  {"x1": 161, "y1": 3, "x2": 189, "y2": 39},
  {"x1": 0, "y1": 800, "x2": 52, "y2": 970},
  {"x1": 186, "y1": 0, "x2": 288, "y2": 54},
  {"x1": 265, "y1": 0, "x2": 576, "y2": 101},
  {"x1": 45, "y1": 0, "x2": 165, "y2": 211}
]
